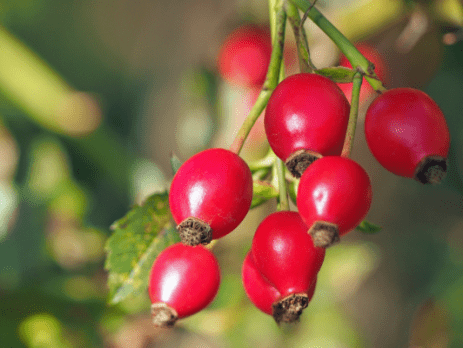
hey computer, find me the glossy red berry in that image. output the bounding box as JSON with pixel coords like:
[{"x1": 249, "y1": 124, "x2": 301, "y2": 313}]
[
  {"x1": 264, "y1": 73, "x2": 350, "y2": 177},
  {"x1": 365, "y1": 88, "x2": 450, "y2": 184},
  {"x1": 338, "y1": 43, "x2": 389, "y2": 103},
  {"x1": 148, "y1": 243, "x2": 220, "y2": 327},
  {"x1": 169, "y1": 148, "x2": 253, "y2": 245},
  {"x1": 297, "y1": 156, "x2": 372, "y2": 248},
  {"x1": 242, "y1": 250, "x2": 317, "y2": 323},
  {"x1": 251, "y1": 211, "x2": 324, "y2": 301},
  {"x1": 242, "y1": 251, "x2": 281, "y2": 316},
  {"x1": 217, "y1": 25, "x2": 272, "y2": 87}
]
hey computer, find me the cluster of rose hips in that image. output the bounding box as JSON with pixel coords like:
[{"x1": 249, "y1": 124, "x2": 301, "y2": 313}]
[{"x1": 147, "y1": 24, "x2": 450, "y2": 327}]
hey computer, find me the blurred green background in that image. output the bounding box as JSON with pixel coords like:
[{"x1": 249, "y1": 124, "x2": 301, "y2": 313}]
[{"x1": 1, "y1": 0, "x2": 463, "y2": 347}]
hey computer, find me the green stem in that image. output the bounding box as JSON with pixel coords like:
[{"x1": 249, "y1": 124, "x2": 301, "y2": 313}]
[
  {"x1": 229, "y1": 1, "x2": 286, "y2": 155},
  {"x1": 341, "y1": 72, "x2": 362, "y2": 158},
  {"x1": 270, "y1": 0, "x2": 290, "y2": 211},
  {"x1": 285, "y1": 1, "x2": 314, "y2": 73},
  {"x1": 290, "y1": 0, "x2": 387, "y2": 93},
  {"x1": 275, "y1": 157, "x2": 290, "y2": 211}
]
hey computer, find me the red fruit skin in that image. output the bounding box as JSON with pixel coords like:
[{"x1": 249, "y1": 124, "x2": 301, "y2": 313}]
[
  {"x1": 242, "y1": 251, "x2": 281, "y2": 315},
  {"x1": 251, "y1": 211, "x2": 325, "y2": 297},
  {"x1": 365, "y1": 88, "x2": 450, "y2": 178},
  {"x1": 338, "y1": 43, "x2": 388, "y2": 103},
  {"x1": 169, "y1": 148, "x2": 253, "y2": 240},
  {"x1": 297, "y1": 156, "x2": 372, "y2": 237},
  {"x1": 264, "y1": 73, "x2": 350, "y2": 162},
  {"x1": 148, "y1": 243, "x2": 220, "y2": 318},
  {"x1": 306, "y1": 277, "x2": 316, "y2": 301},
  {"x1": 217, "y1": 25, "x2": 272, "y2": 87},
  {"x1": 242, "y1": 251, "x2": 317, "y2": 315}
]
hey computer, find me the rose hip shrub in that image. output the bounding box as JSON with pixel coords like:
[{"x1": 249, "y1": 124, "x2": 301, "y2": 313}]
[{"x1": 106, "y1": 5, "x2": 455, "y2": 341}]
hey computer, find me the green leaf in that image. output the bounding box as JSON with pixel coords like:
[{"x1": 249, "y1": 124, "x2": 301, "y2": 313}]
[
  {"x1": 356, "y1": 220, "x2": 382, "y2": 234},
  {"x1": 250, "y1": 181, "x2": 279, "y2": 209},
  {"x1": 105, "y1": 192, "x2": 179, "y2": 304},
  {"x1": 315, "y1": 66, "x2": 356, "y2": 83},
  {"x1": 170, "y1": 153, "x2": 183, "y2": 175}
]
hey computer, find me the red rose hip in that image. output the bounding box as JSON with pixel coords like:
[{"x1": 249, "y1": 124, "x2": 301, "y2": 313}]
[
  {"x1": 264, "y1": 73, "x2": 350, "y2": 177},
  {"x1": 242, "y1": 251, "x2": 317, "y2": 323},
  {"x1": 365, "y1": 88, "x2": 450, "y2": 184},
  {"x1": 169, "y1": 148, "x2": 253, "y2": 245},
  {"x1": 217, "y1": 25, "x2": 272, "y2": 87},
  {"x1": 148, "y1": 243, "x2": 220, "y2": 327},
  {"x1": 242, "y1": 251, "x2": 281, "y2": 316},
  {"x1": 297, "y1": 156, "x2": 372, "y2": 248},
  {"x1": 251, "y1": 211, "x2": 325, "y2": 320}
]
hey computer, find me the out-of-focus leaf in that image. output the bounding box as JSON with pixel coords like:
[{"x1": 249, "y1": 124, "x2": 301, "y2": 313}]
[
  {"x1": 105, "y1": 192, "x2": 178, "y2": 304},
  {"x1": 0, "y1": 181, "x2": 18, "y2": 242},
  {"x1": 19, "y1": 313, "x2": 69, "y2": 348},
  {"x1": 130, "y1": 159, "x2": 167, "y2": 203},
  {"x1": 356, "y1": 220, "x2": 382, "y2": 234},
  {"x1": 0, "y1": 27, "x2": 102, "y2": 136},
  {"x1": 316, "y1": 66, "x2": 356, "y2": 83},
  {"x1": 250, "y1": 181, "x2": 278, "y2": 209},
  {"x1": 27, "y1": 136, "x2": 71, "y2": 201},
  {"x1": 409, "y1": 298, "x2": 450, "y2": 348},
  {"x1": 439, "y1": 273, "x2": 463, "y2": 346},
  {"x1": 170, "y1": 153, "x2": 183, "y2": 175},
  {"x1": 332, "y1": 0, "x2": 406, "y2": 42},
  {"x1": 49, "y1": 180, "x2": 88, "y2": 222},
  {"x1": 433, "y1": 0, "x2": 463, "y2": 27}
]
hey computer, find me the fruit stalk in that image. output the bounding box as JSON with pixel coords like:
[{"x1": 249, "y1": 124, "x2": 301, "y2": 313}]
[
  {"x1": 341, "y1": 71, "x2": 363, "y2": 158},
  {"x1": 290, "y1": 0, "x2": 387, "y2": 93},
  {"x1": 270, "y1": 0, "x2": 290, "y2": 212},
  {"x1": 229, "y1": 1, "x2": 286, "y2": 155},
  {"x1": 285, "y1": 1, "x2": 314, "y2": 73},
  {"x1": 275, "y1": 157, "x2": 290, "y2": 211}
]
